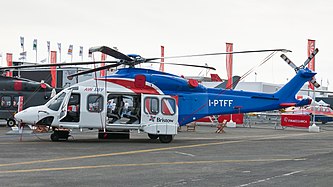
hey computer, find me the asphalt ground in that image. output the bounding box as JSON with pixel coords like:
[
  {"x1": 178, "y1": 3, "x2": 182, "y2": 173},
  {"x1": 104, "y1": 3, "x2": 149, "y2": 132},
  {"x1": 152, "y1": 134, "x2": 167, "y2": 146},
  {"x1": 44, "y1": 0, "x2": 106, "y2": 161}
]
[{"x1": 0, "y1": 122, "x2": 333, "y2": 187}]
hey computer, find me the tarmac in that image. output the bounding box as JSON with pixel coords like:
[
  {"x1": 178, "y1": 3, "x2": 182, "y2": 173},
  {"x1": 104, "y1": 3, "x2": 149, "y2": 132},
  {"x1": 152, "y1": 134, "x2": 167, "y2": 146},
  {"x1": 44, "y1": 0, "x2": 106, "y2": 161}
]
[{"x1": 0, "y1": 121, "x2": 333, "y2": 187}]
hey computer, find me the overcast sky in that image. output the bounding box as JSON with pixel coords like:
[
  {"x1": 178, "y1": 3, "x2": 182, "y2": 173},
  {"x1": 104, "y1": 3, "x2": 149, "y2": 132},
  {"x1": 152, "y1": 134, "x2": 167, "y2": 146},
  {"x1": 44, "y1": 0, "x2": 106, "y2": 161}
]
[{"x1": 0, "y1": 0, "x2": 332, "y2": 89}]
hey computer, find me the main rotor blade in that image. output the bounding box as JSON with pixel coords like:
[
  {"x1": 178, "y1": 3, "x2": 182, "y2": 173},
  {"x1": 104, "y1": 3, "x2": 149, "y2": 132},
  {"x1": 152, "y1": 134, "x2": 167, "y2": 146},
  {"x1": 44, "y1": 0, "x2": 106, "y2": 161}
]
[
  {"x1": 0, "y1": 61, "x2": 119, "y2": 70},
  {"x1": 303, "y1": 48, "x2": 319, "y2": 67},
  {"x1": 154, "y1": 49, "x2": 292, "y2": 60},
  {"x1": 67, "y1": 63, "x2": 120, "y2": 78},
  {"x1": 89, "y1": 46, "x2": 133, "y2": 61},
  {"x1": 148, "y1": 61, "x2": 216, "y2": 70}
]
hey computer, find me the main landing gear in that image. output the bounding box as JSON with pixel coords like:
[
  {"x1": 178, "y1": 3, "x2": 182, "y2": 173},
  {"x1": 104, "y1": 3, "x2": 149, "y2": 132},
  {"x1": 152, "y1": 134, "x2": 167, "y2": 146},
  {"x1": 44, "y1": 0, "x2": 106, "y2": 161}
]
[
  {"x1": 50, "y1": 129, "x2": 70, "y2": 141},
  {"x1": 148, "y1": 134, "x2": 173, "y2": 143}
]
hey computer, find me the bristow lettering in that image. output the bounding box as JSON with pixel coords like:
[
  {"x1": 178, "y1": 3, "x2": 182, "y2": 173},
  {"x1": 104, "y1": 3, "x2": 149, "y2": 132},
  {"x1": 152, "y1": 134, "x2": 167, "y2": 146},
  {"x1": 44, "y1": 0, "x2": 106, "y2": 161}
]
[{"x1": 157, "y1": 117, "x2": 174, "y2": 123}]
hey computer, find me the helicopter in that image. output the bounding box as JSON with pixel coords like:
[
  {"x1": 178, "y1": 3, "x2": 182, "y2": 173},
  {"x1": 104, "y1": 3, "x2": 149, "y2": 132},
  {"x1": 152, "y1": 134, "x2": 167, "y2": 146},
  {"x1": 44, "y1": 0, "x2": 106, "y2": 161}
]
[
  {"x1": 0, "y1": 75, "x2": 55, "y2": 127},
  {"x1": 1, "y1": 46, "x2": 320, "y2": 143}
]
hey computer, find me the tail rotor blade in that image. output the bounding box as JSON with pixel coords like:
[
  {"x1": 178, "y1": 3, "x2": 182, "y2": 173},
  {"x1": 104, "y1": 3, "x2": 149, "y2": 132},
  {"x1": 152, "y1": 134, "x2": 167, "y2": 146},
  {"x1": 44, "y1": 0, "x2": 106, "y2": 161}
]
[
  {"x1": 303, "y1": 48, "x2": 319, "y2": 68},
  {"x1": 311, "y1": 78, "x2": 320, "y2": 88},
  {"x1": 280, "y1": 54, "x2": 299, "y2": 72}
]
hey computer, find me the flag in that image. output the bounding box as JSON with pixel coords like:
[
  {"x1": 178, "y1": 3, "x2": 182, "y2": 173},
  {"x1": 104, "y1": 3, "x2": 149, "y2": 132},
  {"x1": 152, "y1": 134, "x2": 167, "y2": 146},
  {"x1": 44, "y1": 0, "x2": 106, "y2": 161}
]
[
  {"x1": 226, "y1": 43, "x2": 233, "y2": 89},
  {"x1": 100, "y1": 53, "x2": 106, "y2": 77},
  {"x1": 159, "y1": 46, "x2": 165, "y2": 72},
  {"x1": 307, "y1": 39, "x2": 315, "y2": 90},
  {"x1": 50, "y1": 51, "x2": 57, "y2": 88},
  {"x1": 57, "y1": 43, "x2": 61, "y2": 52},
  {"x1": 20, "y1": 36, "x2": 24, "y2": 49},
  {"x1": 47, "y1": 41, "x2": 50, "y2": 52},
  {"x1": 6, "y1": 53, "x2": 13, "y2": 77},
  {"x1": 79, "y1": 46, "x2": 83, "y2": 56},
  {"x1": 33, "y1": 39, "x2": 37, "y2": 50},
  {"x1": 68, "y1": 45, "x2": 73, "y2": 55}
]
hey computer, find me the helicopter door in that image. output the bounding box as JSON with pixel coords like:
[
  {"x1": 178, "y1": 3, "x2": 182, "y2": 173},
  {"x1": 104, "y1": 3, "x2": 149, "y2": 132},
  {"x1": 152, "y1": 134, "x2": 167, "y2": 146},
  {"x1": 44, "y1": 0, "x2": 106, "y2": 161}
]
[
  {"x1": 141, "y1": 94, "x2": 178, "y2": 134},
  {"x1": 39, "y1": 89, "x2": 72, "y2": 126}
]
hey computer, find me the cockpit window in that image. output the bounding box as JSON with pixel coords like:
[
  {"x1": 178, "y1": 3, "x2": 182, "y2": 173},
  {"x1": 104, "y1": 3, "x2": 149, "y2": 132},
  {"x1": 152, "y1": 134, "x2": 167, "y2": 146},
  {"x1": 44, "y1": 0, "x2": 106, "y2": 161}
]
[{"x1": 47, "y1": 92, "x2": 66, "y2": 111}]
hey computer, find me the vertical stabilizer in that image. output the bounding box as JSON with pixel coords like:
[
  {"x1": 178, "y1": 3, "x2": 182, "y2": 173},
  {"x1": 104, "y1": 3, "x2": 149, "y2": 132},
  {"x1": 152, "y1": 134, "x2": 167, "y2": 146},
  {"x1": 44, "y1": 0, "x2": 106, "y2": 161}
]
[{"x1": 274, "y1": 68, "x2": 316, "y2": 100}]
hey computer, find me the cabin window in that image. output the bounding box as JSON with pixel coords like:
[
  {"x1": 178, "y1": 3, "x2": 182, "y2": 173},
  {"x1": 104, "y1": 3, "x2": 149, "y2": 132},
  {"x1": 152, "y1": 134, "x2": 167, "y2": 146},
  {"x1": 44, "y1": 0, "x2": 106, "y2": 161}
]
[
  {"x1": 48, "y1": 92, "x2": 66, "y2": 111},
  {"x1": 161, "y1": 98, "x2": 176, "y2": 115},
  {"x1": 87, "y1": 94, "x2": 103, "y2": 112},
  {"x1": 144, "y1": 97, "x2": 159, "y2": 115},
  {"x1": 13, "y1": 96, "x2": 19, "y2": 108},
  {"x1": 1, "y1": 96, "x2": 11, "y2": 108}
]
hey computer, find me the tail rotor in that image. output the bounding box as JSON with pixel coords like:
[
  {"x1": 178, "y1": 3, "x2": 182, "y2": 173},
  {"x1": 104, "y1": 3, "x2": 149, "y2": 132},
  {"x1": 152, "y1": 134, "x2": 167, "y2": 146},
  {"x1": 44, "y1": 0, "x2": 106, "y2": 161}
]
[{"x1": 280, "y1": 48, "x2": 320, "y2": 88}]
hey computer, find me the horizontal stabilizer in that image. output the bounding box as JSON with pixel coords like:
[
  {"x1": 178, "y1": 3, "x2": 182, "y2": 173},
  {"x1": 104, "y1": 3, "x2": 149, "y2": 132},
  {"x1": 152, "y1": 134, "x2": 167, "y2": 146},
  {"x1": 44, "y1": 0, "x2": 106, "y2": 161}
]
[{"x1": 295, "y1": 98, "x2": 312, "y2": 107}]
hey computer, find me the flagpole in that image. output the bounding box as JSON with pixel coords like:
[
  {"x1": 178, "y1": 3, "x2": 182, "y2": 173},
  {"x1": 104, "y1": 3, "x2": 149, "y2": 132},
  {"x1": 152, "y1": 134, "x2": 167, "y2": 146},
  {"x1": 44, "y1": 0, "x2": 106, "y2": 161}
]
[
  {"x1": 22, "y1": 46, "x2": 25, "y2": 61},
  {"x1": 47, "y1": 41, "x2": 50, "y2": 63},
  {"x1": 58, "y1": 43, "x2": 62, "y2": 63},
  {"x1": 21, "y1": 37, "x2": 25, "y2": 61},
  {"x1": 312, "y1": 87, "x2": 316, "y2": 125}
]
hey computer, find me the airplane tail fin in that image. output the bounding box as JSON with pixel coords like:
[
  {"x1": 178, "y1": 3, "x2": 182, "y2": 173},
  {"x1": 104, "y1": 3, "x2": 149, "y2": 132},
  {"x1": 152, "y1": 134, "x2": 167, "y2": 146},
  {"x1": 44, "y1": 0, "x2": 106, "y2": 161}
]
[
  {"x1": 210, "y1": 74, "x2": 222, "y2": 82},
  {"x1": 214, "y1": 76, "x2": 241, "y2": 89}
]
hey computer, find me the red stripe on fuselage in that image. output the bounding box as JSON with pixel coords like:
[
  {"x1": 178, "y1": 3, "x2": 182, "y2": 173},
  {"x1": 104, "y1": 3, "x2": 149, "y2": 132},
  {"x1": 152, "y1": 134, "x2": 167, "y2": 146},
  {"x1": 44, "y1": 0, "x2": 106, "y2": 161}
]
[{"x1": 97, "y1": 78, "x2": 160, "y2": 95}]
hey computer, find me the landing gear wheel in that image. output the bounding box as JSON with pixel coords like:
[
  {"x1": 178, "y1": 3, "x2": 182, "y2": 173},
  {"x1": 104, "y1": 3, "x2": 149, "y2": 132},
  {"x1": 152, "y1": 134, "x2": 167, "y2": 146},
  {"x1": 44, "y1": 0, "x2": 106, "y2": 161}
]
[
  {"x1": 7, "y1": 119, "x2": 16, "y2": 127},
  {"x1": 148, "y1": 134, "x2": 159, "y2": 140},
  {"x1": 50, "y1": 133, "x2": 59, "y2": 141},
  {"x1": 159, "y1": 135, "x2": 173, "y2": 143},
  {"x1": 50, "y1": 130, "x2": 69, "y2": 141}
]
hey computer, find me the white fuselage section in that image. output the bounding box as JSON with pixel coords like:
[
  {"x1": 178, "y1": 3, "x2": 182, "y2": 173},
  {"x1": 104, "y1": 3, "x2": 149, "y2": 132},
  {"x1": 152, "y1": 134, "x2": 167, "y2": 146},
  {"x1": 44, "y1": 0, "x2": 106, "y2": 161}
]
[{"x1": 15, "y1": 78, "x2": 179, "y2": 135}]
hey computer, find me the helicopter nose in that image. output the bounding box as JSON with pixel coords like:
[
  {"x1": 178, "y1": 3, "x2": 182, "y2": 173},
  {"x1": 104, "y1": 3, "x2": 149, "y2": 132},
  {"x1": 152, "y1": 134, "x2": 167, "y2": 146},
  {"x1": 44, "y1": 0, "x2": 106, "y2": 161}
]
[
  {"x1": 14, "y1": 108, "x2": 38, "y2": 124},
  {"x1": 15, "y1": 110, "x2": 29, "y2": 123}
]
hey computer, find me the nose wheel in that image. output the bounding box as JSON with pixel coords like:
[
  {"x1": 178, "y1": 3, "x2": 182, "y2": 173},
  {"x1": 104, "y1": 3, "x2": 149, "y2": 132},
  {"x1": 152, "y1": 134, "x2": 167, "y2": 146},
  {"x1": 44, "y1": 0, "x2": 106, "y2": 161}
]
[
  {"x1": 6, "y1": 119, "x2": 16, "y2": 127},
  {"x1": 50, "y1": 130, "x2": 70, "y2": 141}
]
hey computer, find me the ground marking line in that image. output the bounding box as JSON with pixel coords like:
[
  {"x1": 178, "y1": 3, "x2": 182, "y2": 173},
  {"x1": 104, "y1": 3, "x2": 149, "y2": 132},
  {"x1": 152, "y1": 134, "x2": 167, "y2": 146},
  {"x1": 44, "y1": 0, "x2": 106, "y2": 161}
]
[
  {"x1": 236, "y1": 170, "x2": 303, "y2": 187},
  {"x1": 0, "y1": 159, "x2": 306, "y2": 174}
]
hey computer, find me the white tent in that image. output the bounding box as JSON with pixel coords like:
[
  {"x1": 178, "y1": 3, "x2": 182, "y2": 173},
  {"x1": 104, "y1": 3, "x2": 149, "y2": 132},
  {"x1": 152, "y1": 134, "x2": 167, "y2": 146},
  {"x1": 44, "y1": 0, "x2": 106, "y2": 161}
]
[{"x1": 317, "y1": 100, "x2": 330, "y2": 106}]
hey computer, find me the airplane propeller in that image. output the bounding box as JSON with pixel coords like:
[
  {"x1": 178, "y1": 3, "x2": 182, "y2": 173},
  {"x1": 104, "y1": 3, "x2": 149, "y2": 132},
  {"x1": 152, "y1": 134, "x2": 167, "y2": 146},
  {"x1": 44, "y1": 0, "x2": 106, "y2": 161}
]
[{"x1": 280, "y1": 48, "x2": 320, "y2": 88}]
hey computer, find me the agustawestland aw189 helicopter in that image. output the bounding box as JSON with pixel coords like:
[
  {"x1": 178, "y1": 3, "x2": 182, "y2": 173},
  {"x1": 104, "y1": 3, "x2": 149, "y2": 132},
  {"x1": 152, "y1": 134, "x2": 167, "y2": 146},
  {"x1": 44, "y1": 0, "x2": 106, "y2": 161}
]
[
  {"x1": 0, "y1": 75, "x2": 55, "y2": 127},
  {"x1": 0, "y1": 46, "x2": 320, "y2": 143}
]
